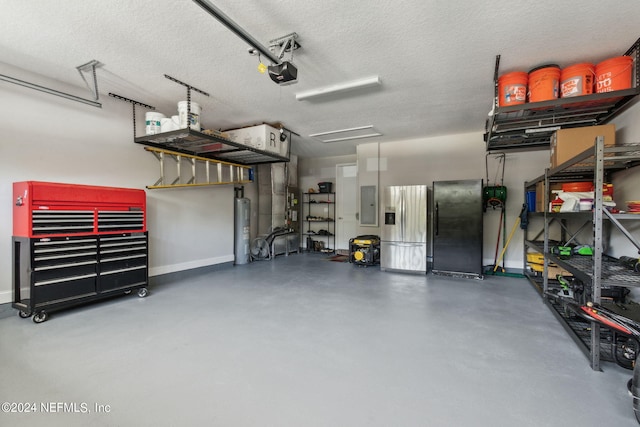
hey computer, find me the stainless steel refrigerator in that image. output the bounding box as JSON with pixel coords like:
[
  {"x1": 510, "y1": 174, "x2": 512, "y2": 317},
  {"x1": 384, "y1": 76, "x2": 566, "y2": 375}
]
[
  {"x1": 381, "y1": 185, "x2": 428, "y2": 273},
  {"x1": 432, "y1": 179, "x2": 483, "y2": 278}
]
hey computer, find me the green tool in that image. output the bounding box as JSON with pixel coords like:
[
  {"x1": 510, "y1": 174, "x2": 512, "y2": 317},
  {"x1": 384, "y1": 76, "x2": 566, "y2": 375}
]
[
  {"x1": 556, "y1": 275, "x2": 574, "y2": 298},
  {"x1": 573, "y1": 245, "x2": 594, "y2": 256},
  {"x1": 551, "y1": 246, "x2": 572, "y2": 258},
  {"x1": 484, "y1": 152, "x2": 507, "y2": 211}
]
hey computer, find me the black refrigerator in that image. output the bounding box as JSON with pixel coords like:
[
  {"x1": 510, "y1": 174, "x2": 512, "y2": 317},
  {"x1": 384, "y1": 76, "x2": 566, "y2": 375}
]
[{"x1": 432, "y1": 179, "x2": 483, "y2": 279}]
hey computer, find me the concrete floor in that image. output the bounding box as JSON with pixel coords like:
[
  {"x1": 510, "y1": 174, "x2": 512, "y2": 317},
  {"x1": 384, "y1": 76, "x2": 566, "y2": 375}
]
[{"x1": 0, "y1": 252, "x2": 637, "y2": 426}]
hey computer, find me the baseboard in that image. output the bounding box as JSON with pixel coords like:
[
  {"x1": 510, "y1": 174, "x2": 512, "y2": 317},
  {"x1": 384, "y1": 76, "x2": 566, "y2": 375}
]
[
  {"x1": 0, "y1": 290, "x2": 11, "y2": 305},
  {"x1": 149, "y1": 261, "x2": 234, "y2": 287},
  {"x1": 149, "y1": 255, "x2": 234, "y2": 277}
]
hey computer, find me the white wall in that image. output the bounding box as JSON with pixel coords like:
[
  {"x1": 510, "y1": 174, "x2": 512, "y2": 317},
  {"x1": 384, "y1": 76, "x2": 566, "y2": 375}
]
[
  {"x1": 606, "y1": 99, "x2": 640, "y2": 258},
  {"x1": 303, "y1": 134, "x2": 549, "y2": 271},
  {"x1": 286, "y1": 101, "x2": 640, "y2": 272},
  {"x1": 0, "y1": 63, "x2": 241, "y2": 303},
  {"x1": 377, "y1": 132, "x2": 549, "y2": 270},
  {"x1": 298, "y1": 154, "x2": 357, "y2": 194}
]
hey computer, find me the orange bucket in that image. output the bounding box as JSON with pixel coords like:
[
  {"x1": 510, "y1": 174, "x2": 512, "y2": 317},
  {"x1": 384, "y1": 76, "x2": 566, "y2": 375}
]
[
  {"x1": 596, "y1": 55, "x2": 634, "y2": 93},
  {"x1": 562, "y1": 182, "x2": 593, "y2": 192},
  {"x1": 561, "y1": 63, "x2": 595, "y2": 98},
  {"x1": 528, "y1": 64, "x2": 560, "y2": 102},
  {"x1": 497, "y1": 71, "x2": 527, "y2": 106}
]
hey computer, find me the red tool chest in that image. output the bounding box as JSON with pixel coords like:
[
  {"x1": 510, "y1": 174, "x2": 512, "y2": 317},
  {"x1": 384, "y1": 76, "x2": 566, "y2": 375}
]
[
  {"x1": 12, "y1": 181, "x2": 149, "y2": 323},
  {"x1": 13, "y1": 181, "x2": 146, "y2": 237}
]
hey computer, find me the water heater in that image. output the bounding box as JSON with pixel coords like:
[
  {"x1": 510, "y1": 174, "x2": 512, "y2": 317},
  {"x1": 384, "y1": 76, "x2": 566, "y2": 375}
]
[{"x1": 234, "y1": 198, "x2": 251, "y2": 265}]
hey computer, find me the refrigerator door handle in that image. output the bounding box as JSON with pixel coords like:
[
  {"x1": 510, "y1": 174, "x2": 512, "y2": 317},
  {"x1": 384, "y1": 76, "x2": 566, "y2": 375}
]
[
  {"x1": 401, "y1": 194, "x2": 405, "y2": 241},
  {"x1": 435, "y1": 202, "x2": 439, "y2": 236}
]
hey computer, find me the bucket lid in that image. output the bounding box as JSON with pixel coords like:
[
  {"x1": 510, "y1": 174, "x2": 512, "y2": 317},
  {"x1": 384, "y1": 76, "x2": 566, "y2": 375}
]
[
  {"x1": 596, "y1": 55, "x2": 633, "y2": 68},
  {"x1": 529, "y1": 63, "x2": 560, "y2": 73},
  {"x1": 561, "y1": 62, "x2": 595, "y2": 74},
  {"x1": 563, "y1": 62, "x2": 595, "y2": 70},
  {"x1": 498, "y1": 71, "x2": 528, "y2": 81}
]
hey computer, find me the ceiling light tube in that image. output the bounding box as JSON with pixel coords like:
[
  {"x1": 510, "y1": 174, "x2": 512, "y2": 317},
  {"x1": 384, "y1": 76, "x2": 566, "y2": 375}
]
[
  {"x1": 309, "y1": 125, "x2": 374, "y2": 138},
  {"x1": 321, "y1": 133, "x2": 382, "y2": 143},
  {"x1": 296, "y1": 76, "x2": 381, "y2": 101}
]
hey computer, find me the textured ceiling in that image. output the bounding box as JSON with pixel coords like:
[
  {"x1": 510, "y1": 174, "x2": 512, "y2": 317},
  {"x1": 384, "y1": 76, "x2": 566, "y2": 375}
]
[{"x1": 1, "y1": 0, "x2": 639, "y2": 158}]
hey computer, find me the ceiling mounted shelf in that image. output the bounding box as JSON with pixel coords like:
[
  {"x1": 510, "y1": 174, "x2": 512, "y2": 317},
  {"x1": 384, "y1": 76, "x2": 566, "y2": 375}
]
[
  {"x1": 134, "y1": 128, "x2": 290, "y2": 165},
  {"x1": 485, "y1": 37, "x2": 640, "y2": 152}
]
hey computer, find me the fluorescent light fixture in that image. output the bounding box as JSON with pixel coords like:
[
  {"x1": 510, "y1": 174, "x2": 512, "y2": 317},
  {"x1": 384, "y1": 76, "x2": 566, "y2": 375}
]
[
  {"x1": 296, "y1": 76, "x2": 381, "y2": 101},
  {"x1": 309, "y1": 125, "x2": 374, "y2": 137},
  {"x1": 309, "y1": 125, "x2": 382, "y2": 143},
  {"x1": 321, "y1": 133, "x2": 382, "y2": 143}
]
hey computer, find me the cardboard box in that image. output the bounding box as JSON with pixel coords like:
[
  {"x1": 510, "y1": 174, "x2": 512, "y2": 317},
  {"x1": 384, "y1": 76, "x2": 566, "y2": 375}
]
[
  {"x1": 535, "y1": 181, "x2": 562, "y2": 212},
  {"x1": 546, "y1": 265, "x2": 573, "y2": 280},
  {"x1": 225, "y1": 124, "x2": 284, "y2": 155},
  {"x1": 550, "y1": 124, "x2": 616, "y2": 168},
  {"x1": 528, "y1": 262, "x2": 573, "y2": 279},
  {"x1": 226, "y1": 124, "x2": 289, "y2": 157}
]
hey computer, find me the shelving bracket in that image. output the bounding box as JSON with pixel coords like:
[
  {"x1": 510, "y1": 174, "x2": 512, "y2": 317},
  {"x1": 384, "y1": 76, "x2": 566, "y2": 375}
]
[
  {"x1": 108, "y1": 93, "x2": 156, "y2": 140},
  {"x1": 269, "y1": 32, "x2": 301, "y2": 61},
  {"x1": 76, "y1": 60, "x2": 102, "y2": 101},
  {"x1": 164, "y1": 74, "x2": 210, "y2": 125}
]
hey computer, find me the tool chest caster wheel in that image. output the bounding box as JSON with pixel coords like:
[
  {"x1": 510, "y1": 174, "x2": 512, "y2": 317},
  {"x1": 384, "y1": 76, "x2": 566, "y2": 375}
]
[
  {"x1": 137, "y1": 288, "x2": 149, "y2": 298},
  {"x1": 33, "y1": 311, "x2": 48, "y2": 324},
  {"x1": 18, "y1": 310, "x2": 31, "y2": 319}
]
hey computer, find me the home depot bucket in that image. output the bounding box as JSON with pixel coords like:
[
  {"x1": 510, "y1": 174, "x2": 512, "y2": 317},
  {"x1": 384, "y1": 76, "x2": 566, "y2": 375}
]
[
  {"x1": 497, "y1": 71, "x2": 527, "y2": 106},
  {"x1": 596, "y1": 56, "x2": 634, "y2": 93},
  {"x1": 528, "y1": 64, "x2": 560, "y2": 103},
  {"x1": 145, "y1": 112, "x2": 165, "y2": 135},
  {"x1": 561, "y1": 63, "x2": 595, "y2": 97},
  {"x1": 177, "y1": 101, "x2": 201, "y2": 130}
]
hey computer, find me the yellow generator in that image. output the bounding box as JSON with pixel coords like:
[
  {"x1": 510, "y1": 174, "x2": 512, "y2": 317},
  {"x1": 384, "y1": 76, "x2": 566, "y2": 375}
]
[{"x1": 349, "y1": 235, "x2": 380, "y2": 266}]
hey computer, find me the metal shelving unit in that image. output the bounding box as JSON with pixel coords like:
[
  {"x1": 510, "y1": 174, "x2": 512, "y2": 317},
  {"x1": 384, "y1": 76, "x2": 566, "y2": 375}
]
[
  {"x1": 523, "y1": 139, "x2": 640, "y2": 370},
  {"x1": 302, "y1": 192, "x2": 335, "y2": 253},
  {"x1": 135, "y1": 128, "x2": 290, "y2": 165},
  {"x1": 485, "y1": 37, "x2": 640, "y2": 152},
  {"x1": 545, "y1": 294, "x2": 616, "y2": 363}
]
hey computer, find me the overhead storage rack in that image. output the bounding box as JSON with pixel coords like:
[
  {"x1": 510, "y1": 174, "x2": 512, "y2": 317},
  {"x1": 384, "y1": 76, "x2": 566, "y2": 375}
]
[
  {"x1": 111, "y1": 75, "x2": 291, "y2": 166},
  {"x1": 135, "y1": 128, "x2": 290, "y2": 165},
  {"x1": 485, "y1": 37, "x2": 640, "y2": 152}
]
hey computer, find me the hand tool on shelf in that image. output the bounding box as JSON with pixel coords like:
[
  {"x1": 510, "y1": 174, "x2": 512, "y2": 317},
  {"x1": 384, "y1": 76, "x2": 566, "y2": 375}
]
[
  {"x1": 619, "y1": 255, "x2": 640, "y2": 272},
  {"x1": 493, "y1": 204, "x2": 526, "y2": 273}
]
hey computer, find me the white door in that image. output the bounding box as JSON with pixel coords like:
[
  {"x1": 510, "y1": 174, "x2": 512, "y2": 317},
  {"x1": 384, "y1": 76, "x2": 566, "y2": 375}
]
[{"x1": 336, "y1": 163, "x2": 358, "y2": 250}]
